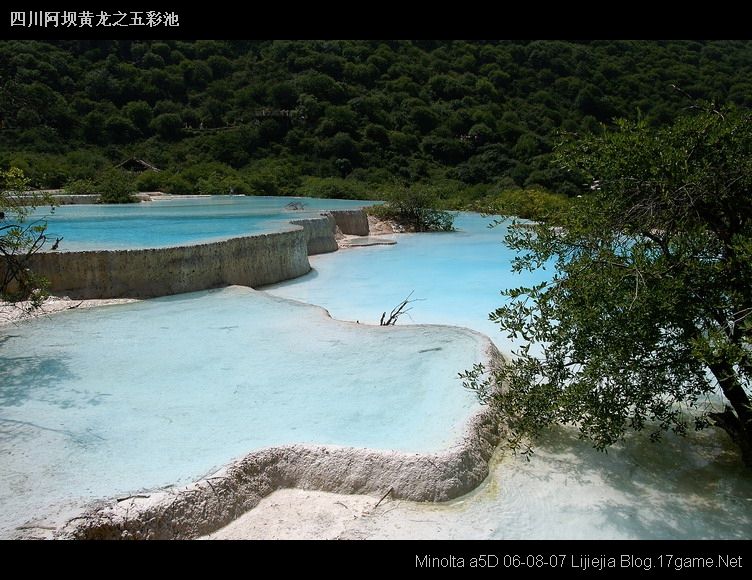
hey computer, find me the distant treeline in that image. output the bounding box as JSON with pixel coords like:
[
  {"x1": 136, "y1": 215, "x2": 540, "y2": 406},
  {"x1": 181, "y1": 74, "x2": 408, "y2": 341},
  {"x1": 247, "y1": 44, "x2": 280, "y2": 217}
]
[{"x1": 1, "y1": 40, "x2": 751, "y2": 206}]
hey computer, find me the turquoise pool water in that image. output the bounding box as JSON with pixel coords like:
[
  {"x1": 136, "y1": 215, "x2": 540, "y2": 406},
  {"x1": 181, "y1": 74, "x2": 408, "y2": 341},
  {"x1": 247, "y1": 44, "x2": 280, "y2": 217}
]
[
  {"x1": 34, "y1": 196, "x2": 370, "y2": 251},
  {"x1": 266, "y1": 212, "x2": 752, "y2": 539},
  {"x1": 267, "y1": 212, "x2": 547, "y2": 353},
  {"x1": 0, "y1": 286, "x2": 485, "y2": 537},
  {"x1": 3, "y1": 198, "x2": 749, "y2": 539}
]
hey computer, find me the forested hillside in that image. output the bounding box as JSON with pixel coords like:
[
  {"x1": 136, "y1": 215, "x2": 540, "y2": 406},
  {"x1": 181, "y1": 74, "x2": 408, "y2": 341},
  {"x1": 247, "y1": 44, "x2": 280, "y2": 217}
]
[{"x1": 2, "y1": 40, "x2": 751, "y2": 204}]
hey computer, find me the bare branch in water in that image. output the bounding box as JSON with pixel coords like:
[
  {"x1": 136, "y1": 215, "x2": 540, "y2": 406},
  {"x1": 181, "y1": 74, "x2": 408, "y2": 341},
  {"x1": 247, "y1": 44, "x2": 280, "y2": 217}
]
[{"x1": 380, "y1": 291, "x2": 423, "y2": 326}]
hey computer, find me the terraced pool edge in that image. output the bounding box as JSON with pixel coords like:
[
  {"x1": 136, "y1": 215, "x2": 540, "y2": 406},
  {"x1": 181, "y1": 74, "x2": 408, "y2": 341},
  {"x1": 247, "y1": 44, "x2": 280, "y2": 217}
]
[
  {"x1": 55, "y1": 341, "x2": 502, "y2": 540},
  {"x1": 19, "y1": 209, "x2": 365, "y2": 299}
]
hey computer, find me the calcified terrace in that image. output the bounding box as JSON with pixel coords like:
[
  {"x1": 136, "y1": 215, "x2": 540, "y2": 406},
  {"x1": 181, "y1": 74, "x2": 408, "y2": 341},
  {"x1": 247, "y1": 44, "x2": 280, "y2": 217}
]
[{"x1": 1, "y1": 202, "x2": 505, "y2": 539}]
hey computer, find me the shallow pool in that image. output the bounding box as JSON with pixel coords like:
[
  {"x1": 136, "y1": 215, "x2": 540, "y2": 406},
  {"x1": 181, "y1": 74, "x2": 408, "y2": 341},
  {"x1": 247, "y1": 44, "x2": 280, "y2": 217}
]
[
  {"x1": 4, "y1": 201, "x2": 750, "y2": 540},
  {"x1": 35, "y1": 196, "x2": 370, "y2": 251},
  {"x1": 266, "y1": 212, "x2": 752, "y2": 539},
  {"x1": 267, "y1": 213, "x2": 547, "y2": 353},
  {"x1": 0, "y1": 286, "x2": 485, "y2": 537}
]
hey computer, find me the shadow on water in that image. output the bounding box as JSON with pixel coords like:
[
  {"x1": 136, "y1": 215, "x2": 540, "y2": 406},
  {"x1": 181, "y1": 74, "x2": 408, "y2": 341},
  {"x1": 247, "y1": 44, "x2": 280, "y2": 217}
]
[
  {"x1": 0, "y1": 353, "x2": 79, "y2": 408},
  {"x1": 0, "y1": 351, "x2": 112, "y2": 449},
  {"x1": 532, "y1": 426, "x2": 752, "y2": 539}
]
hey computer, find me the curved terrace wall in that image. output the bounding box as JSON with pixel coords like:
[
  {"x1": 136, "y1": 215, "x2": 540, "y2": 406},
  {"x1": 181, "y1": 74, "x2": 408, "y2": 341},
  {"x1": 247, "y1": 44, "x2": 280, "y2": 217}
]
[
  {"x1": 54, "y1": 342, "x2": 503, "y2": 540},
  {"x1": 23, "y1": 210, "x2": 358, "y2": 299},
  {"x1": 329, "y1": 209, "x2": 370, "y2": 236},
  {"x1": 290, "y1": 214, "x2": 339, "y2": 254}
]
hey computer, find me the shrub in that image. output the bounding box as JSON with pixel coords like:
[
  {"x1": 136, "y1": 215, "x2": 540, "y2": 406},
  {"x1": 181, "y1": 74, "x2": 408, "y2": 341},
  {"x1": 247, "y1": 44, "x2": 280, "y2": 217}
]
[
  {"x1": 64, "y1": 178, "x2": 97, "y2": 195},
  {"x1": 65, "y1": 168, "x2": 136, "y2": 203},
  {"x1": 135, "y1": 170, "x2": 164, "y2": 192},
  {"x1": 474, "y1": 187, "x2": 570, "y2": 222},
  {"x1": 368, "y1": 188, "x2": 455, "y2": 232},
  {"x1": 163, "y1": 174, "x2": 193, "y2": 194},
  {"x1": 197, "y1": 172, "x2": 251, "y2": 195},
  {"x1": 295, "y1": 176, "x2": 373, "y2": 200}
]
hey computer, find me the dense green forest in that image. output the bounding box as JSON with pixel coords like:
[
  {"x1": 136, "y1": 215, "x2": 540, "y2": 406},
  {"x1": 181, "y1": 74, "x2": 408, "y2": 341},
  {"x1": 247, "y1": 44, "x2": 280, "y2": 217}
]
[{"x1": 2, "y1": 39, "x2": 752, "y2": 206}]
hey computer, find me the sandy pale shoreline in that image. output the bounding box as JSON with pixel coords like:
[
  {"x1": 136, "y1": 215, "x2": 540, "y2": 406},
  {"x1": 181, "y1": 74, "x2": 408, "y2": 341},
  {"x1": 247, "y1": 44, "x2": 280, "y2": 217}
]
[
  {"x1": 201, "y1": 489, "x2": 381, "y2": 540},
  {"x1": 0, "y1": 295, "x2": 138, "y2": 327}
]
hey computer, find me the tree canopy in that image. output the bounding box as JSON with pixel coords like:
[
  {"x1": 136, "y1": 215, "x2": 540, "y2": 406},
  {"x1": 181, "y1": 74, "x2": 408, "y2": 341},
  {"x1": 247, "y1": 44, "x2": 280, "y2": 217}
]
[
  {"x1": 0, "y1": 168, "x2": 50, "y2": 307},
  {"x1": 463, "y1": 105, "x2": 752, "y2": 466},
  {"x1": 2, "y1": 40, "x2": 752, "y2": 204}
]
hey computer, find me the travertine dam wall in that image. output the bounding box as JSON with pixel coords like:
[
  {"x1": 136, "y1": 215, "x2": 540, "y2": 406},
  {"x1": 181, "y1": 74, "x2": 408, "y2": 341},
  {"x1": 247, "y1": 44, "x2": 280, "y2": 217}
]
[
  {"x1": 329, "y1": 209, "x2": 370, "y2": 236},
  {"x1": 290, "y1": 214, "x2": 339, "y2": 254},
  {"x1": 24, "y1": 210, "x2": 362, "y2": 299}
]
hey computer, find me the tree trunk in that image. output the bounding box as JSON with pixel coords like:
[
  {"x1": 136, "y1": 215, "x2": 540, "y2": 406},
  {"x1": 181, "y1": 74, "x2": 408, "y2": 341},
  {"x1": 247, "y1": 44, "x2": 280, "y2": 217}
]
[{"x1": 707, "y1": 360, "x2": 752, "y2": 468}]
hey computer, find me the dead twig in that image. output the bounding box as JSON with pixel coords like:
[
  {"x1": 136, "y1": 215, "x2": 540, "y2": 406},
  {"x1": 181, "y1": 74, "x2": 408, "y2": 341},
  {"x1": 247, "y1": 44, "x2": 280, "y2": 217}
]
[
  {"x1": 374, "y1": 487, "x2": 393, "y2": 509},
  {"x1": 380, "y1": 291, "x2": 423, "y2": 326},
  {"x1": 116, "y1": 494, "x2": 150, "y2": 502}
]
